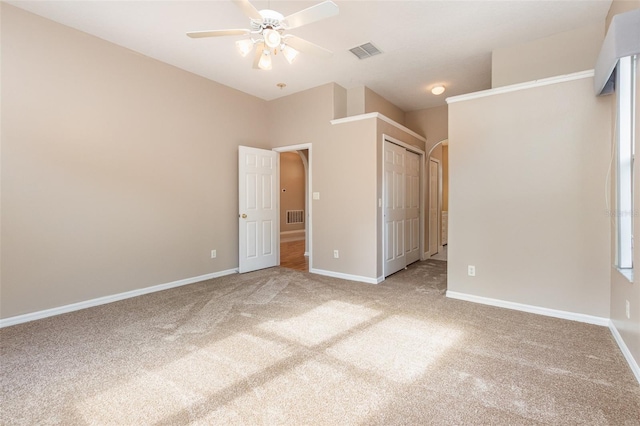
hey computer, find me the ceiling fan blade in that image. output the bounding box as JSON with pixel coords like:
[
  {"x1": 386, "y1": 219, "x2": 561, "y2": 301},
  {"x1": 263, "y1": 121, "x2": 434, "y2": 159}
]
[
  {"x1": 284, "y1": 35, "x2": 333, "y2": 58},
  {"x1": 187, "y1": 29, "x2": 250, "y2": 38},
  {"x1": 233, "y1": 0, "x2": 262, "y2": 21},
  {"x1": 281, "y1": 1, "x2": 339, "y2": 29},
  {"x1": 253, "y1": 43, "x2": 265, "y2": 69}
]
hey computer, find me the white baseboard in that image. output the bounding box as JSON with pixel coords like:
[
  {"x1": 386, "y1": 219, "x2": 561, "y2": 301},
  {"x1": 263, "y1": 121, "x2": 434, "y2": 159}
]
[
  {"x1": 445, "y1": 291, "x2": 610, "y2": 326},
  {"x1": 609, "y1": 322, "x2": 640, "y2": 384},
  {"x1": 446, "y1": 291, "x2": 639, "y2": 385},
  {"x1": 0, "y1": 268, "x2": 238, "y2": 328},
  {"x1": 310, "y1": 268, "x2": 383, "y2": 284}
]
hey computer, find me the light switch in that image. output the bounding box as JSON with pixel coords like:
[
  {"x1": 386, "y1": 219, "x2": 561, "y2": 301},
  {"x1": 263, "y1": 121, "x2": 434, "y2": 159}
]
[{"x1": 313, "y1": 192, "x2": 320, "y2": 200}]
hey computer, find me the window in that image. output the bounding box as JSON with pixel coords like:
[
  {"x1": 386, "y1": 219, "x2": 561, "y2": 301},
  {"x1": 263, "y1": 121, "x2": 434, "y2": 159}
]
[{"x1": 616, "y1": 55, "x2": 636, "y2": 271}]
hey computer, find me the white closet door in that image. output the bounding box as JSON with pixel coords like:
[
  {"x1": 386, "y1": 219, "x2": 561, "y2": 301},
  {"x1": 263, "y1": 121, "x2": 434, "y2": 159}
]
[
  {"x1": 405, "y1": 150, "x2": 420, "y2": 265},
  {"x1": 384, "y1": 141, "x2": 406, "y2": 276}
]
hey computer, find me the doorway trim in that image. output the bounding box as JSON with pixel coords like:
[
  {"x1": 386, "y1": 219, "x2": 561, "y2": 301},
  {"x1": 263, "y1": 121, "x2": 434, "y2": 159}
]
[
  {"x1": 426, "y1": 139, "x2": 447, "y2": 258},
  {"x1": 381, "y1": 134, "x2": 426, "y2": 280},
  {"x1": 428, "y1": 157, "x2": 442, "y2": 258},
  {"x1": 273, "y1": 143, "x2": 312, "y2": 269}
]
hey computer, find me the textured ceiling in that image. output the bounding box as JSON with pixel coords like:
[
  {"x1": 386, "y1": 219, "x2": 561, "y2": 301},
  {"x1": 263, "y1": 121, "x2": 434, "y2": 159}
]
[{"x1": 7, "y1": 0, "x2": 612, "y2": 111}]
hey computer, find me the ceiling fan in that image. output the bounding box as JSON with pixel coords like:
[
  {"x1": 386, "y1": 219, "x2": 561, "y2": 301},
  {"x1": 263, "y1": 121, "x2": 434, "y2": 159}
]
[{"x1": 187, "y1": 0, "x2": 339, "y2": 70}]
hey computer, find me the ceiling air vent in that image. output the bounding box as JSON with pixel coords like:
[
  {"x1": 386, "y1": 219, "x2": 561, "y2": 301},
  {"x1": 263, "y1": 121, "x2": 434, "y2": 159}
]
[{"x1": 349, "y1": 42, "x2": 382, "y2": 60}]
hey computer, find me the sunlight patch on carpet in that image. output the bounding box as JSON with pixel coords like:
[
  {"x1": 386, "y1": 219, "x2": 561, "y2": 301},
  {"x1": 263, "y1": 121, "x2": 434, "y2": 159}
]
[
  {"x1": 257, "y1": 300, "x2": 380, "y2": 346},
  {"x1": 77, "y1": 370, "x2": 203, "y2": 425},
  {"x1": 326, "y1": 315, "x2": 462, "y2": 383},
  {"x1": 77, "y1": 333, "x2": 292, "y2": 424},
  {"x1": 157, "y1": 332, "x2": 293, "y2": 394},
  {"x1": 191, "y1": 360, "x2": 391, "y2": 425}
]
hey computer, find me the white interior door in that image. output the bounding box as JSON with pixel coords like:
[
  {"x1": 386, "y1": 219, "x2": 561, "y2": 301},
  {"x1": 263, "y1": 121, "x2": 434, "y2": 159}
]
[
  {"x1": 429, "y1": 159, "x2": 440, "y2": 256},
  {"x1": 384, "y1": 141, "x2": 406, "y2": 276},
  {"x1": 405, "y1": 150, "x2": 420, "y2": 265},
  {"x1": 239, "y1": 146, "x2": 278, "y2": 273}
]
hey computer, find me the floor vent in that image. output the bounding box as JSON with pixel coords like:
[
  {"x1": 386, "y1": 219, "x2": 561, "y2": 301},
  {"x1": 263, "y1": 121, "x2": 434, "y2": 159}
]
[
  {"x1": 349, "y1": 42, "x2": 382, "y2": 60},
  {"x1": 286, "y1": 210, "x2": 304, "y2": 224}
]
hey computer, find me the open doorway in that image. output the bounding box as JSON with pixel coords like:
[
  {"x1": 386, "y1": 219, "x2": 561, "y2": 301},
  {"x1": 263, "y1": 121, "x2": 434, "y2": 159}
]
[
  {"x1": 428, "y1": 139, "x2": 448, "y2": 262},
  {"x1": 275, "y1": 146, "x2": 310, "y2": 271}
]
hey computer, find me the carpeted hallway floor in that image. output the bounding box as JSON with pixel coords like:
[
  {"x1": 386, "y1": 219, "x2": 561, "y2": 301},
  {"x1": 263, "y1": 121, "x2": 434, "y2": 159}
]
[{"x1": 1, "y1": 260, "x2": 639, "y2": 425}]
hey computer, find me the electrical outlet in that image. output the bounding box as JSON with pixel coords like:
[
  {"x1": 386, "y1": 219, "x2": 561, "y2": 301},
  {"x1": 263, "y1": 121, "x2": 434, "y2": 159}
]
[
  {"x1": 468, "y1": 265, "x2": 476, "y2": 276},
  {"x1": 333, "y1": 250, "x2": 339, "y2": 259},
  {"x1": 626, "y1": 300, "x2": 631, "y2": 319},
  {"x1": 211, "y1": 250, "x2": 217, "y2": 259}
]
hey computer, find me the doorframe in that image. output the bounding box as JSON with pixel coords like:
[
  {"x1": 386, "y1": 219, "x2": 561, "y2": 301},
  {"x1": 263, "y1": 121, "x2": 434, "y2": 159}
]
[
  {"x1": 381, "y1": 134, "x2": 426, "y2": 279},
  {"x1": 428, "y1": 157, "x2": 442, "y2": 257},
  {"x1": 273, "y1": 143, "x2": 313, "y2": 268},
  {"x1": 426, "y1": 139, "x2": 447, "y2": 258}
]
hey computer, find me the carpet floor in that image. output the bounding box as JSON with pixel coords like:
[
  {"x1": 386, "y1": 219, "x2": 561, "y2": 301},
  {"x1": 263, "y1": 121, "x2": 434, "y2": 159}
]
[{"x1": 1, "y1": 260, "x2": 639, "y2": 425}]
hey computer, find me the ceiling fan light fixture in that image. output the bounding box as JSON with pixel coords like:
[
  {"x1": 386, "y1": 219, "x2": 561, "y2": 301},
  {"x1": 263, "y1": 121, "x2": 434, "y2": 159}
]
[
  {"x1": 258, "y1": 50, "x2": 272, "y2": 70},
  {"x1": 282, "y1": 45, "x2": 299, "y2": 64},
  {"x1": 188, "y1": 0, "x2": 338, "y2": 70},
  {"x1": 431, "y1": 85, "x2": 446, "y2": 95},
  {"x1": 236, "y1": 38, "x2": 254, "y2": 57},
  {"x1": 263, "y1": 29, "x2": 281, "y2": 49}
]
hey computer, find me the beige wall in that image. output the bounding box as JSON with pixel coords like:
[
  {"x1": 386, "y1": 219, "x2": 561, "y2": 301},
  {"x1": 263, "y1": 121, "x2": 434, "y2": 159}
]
[
  {"x1": 268, "y1": 83, "x2": 379, "y2": 279},
  {"x1": 346, "y1": 87, "x2": 365, "y2": 117},
  {"x1": 323, "y1": 120, "x2": 378, "y2": 278},
  {"x1": 364, "y1": 87, "x2": 406, "y2": 125},
  {"x1": 346, "y1": 86, "x2": 406, "y2": 125},
  {"x1": 405, "y1": 105, "x2": 448, "y2": 148},
  {"x1": 279, "y1": 152, "x2": 305, "y2": 232},
  {"x1": 492, "y1": 23, "x2": 604, "y2": 88},
  {"x1": 333, "y1": 84, "x2": 348, "y2": 120},
  {"x1": 448, "y1": 76, "x2": 611, "y2": 317},
  {"x1": 607, "y1": 0, "x2": 640, "y2": 373},
  {"x1": 0, "y1": 5, "x2": 269, "y2": 318}
]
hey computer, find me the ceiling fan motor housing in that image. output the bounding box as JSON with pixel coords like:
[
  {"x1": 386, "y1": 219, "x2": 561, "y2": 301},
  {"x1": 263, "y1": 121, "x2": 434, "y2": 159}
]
[
  {"x1": 254, "y1": 9, "x2": 284, "y2": 32},
  {"x1": 252, "y1": 9, "x2": 285, "y2": 49}
]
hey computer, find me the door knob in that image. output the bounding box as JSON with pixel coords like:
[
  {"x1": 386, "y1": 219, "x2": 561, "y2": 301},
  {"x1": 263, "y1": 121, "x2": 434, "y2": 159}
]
[{"x1": 241, "y1": 214, "x2": 247, "y2": 219}]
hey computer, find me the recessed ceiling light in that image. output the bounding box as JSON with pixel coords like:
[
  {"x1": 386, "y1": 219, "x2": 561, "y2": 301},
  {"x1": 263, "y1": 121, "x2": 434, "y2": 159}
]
[{"x1": 431, "y1": 85, "x2": 445, "y2": 95}]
